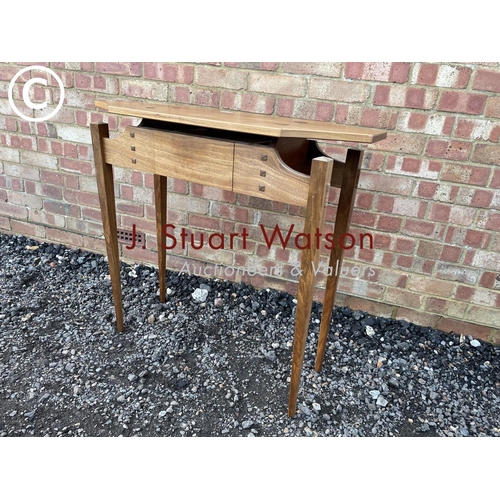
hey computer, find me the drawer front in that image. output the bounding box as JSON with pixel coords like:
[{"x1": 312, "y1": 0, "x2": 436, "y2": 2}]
[
  {"x1": 153, "y1": 130, "x2": 233, "y2": 190},
  {"x1": 233, "y1": 144, "x2": 310, "y2": 207},
  {"x1": 103, "y1": 127, "x2": 233, "y2": 191}
]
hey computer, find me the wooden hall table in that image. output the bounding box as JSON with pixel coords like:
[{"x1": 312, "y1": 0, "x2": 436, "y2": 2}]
[{"x1": 90, "y1": 100, "x2": 386, "y2": 417}]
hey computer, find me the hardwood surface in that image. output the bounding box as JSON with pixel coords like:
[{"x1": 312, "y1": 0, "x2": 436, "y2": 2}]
[
  {"x1": 96, "y1": 100, "x2": 387, "y2": 143},
  {"x1": 288, "y1": 156, "x2": 333, "y2": 417},
  {"x1": 233, "y1": 143, "x2": 310, "y2": 207},
  {"x1": 91, "y1": 123, "x2": 124, "y2": 332},
  {"x1": 104, "y1": 126, "x2": 233, "y2": 191},
  {"x1": 315, "y1": 149, "x2": 364, "y2": 371},
  {"x1": 154, "y1": 174, "x2": 167, "y2": 303}
]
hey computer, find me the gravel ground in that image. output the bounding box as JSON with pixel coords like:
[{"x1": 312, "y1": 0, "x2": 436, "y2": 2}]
[{"x1": 1, "y1": 232, "x2": 499, "y2": 437}]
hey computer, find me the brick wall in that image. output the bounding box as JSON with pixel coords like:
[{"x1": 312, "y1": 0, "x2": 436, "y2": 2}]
[{"x1": 1, "y1": 62, "x2": 499, "y2": 343}]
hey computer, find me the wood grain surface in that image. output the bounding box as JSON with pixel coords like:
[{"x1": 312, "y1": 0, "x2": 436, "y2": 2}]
[{"x1": 96, "y1": 100, "x2": 386, "y2": 143}]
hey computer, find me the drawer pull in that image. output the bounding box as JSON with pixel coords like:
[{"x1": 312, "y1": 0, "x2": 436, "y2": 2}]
[
  {"x1": 261, "y1": 155, "x2": 267, "y2": 161},
  {"x1": 259, "y1": 185, "x2": 265, "y2": 192},
  {"x1": 260, "y1": 170, "x2": 266, "y2": 177}
]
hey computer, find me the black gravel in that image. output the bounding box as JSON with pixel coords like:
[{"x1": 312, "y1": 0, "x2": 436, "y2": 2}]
[{"x1": 1, "y1": 232, "x2": 499, "y2": 437}]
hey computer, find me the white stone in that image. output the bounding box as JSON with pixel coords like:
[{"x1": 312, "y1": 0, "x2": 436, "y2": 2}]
[
  {"x1": 365, "y1": 325, "x2": 375, "y2": 337},
  {"x1": 192, "y1": 288, "x2": 208, "y2": 303}
]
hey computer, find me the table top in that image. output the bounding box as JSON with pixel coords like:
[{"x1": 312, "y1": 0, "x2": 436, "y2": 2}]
[{"x1": 96, "y1": 100, "x2": 387, "y2": 144}]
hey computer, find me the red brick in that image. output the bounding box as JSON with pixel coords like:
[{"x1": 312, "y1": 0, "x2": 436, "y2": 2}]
[
  {"x1": 32, "y1": 182, "x2": 61, "y2": 199},
  {"x1": 471, "y1": 189, "x2": 494, "y2": 208},
  {"x1": 440, "y1": 245, "x2": 462, "y2": 263},
  {"x1": 440, "y1": 163, "x2": 490, "y2": 186},
  {"x1": 405, "y1": 88, "x2": 426, "y2": 108},
  {"x1": 195, "y1": 67, "x2": 247, "y2": 90},
  {"x1": 465, "y1": 306, "x2": 500, "y2": 332},
  {"x1": 377, "y1": 194, "x2": 394, "y2": 213},
  {"x1": 417, "y1": 181, "x2": 437, "y2": 198},
  {"x1": 373, "y1": 85, "x2": 437, "y2": 109},
  {"x1": 355, "y1": 192, "x2": 374, "y2": 210},
  {"x1": 282, "y1": 62, "x2": 341, "y2": 77},
  {"x1": 95, "y1": 62, "x2": 142, "y2": 76},
  {"x1": 350, "y1": 211, "x2": 377, "y2": 228},
  {"x1": 416, "y1": 64, "x2": 438, "y2": 85},
  {"x1": 194, "y1": 89, "x2": 220, "y2": 107},
  {"x1": 75, "y1": 74, "x2": 91, "y2": 89},
  {"x1": 429, "y1": 203, "x2": 451, "y2": 222},
  {"x1": 360, "y1": 108, "x2": 397, "y2": 129},
  {"x1": 449, "y1": 205, "x2": 475, "y2": 226},
  {"x1": 437, "y1": 91, "x2": 486, "y2": 114},
  {"x1": 63, "y1": 188, "x2": 99, "y2": 208},
  {"x1": 309, "y1": 78, "x2": 367, "y2": 102},
  {"x1": 477, "y1": 212, "x2": 500, "y2": 231},
  {"x1": 189, "y1": 214, "x2": 220, "y2": 231},
  {"x1": 369, "y1": 133, "x2": 426, "y2": 155},
  {"x1": 345, "y1": 62, "x2": 410, "y2": 83},
  {"x1": 81, "y1": 206, "x2": 104, "y2": 221},
  {"x1": 438, "y1": 318, "x2": 492, "y2": 342},
  {"x1": 0, "y1": 201, "x2": 28, "y2": 219},
  {"x1": 403, "y1": 219, "x2": 437, "y2": 237},
  {"x1": 426, "y1": 297, "x2": 448, "y2": 315},
  {"x1": 365, "y1": 152, "x2": 385, "y2": 171},
  {"x1": 63, "y1": 143, "x2": 78, "y2": 158},
  {"x1": 377, "y1": 215, "x2": 402, "y2": 232},
  {"x1": 222, "y1": 92, "x2": 275, "y2": 114},
  {"x1": 485, "y1": 96, "x2": 500, "y2": 118},
  {"x1": 348, "y1": 296, "x2": 394, "y2": 318},
  {"x1": 395, "y1": 255, "x2": 413, "y2": 269},
  {"x1": 425, "y1": 139, "x2": 471, "y2": 161},
  {"x1": 249, "y1": 73, "x2": 306, "y2": 96},
  {"x1": 479, "y1": 271, "x2": 500, "y2": 289},
  {"x1": 60, "y1": 158, "x2": 92, "y2": 175},
  {"x1": 171, "y1": 86, "x2": 190, "y2": 103},
  {"x1": 417, "y1": 240, "x2": 443, "y2": 259},
  {"x1": 120, "y1": 79, "x2": 168, "y2": 100},
  {"x1": 276, "y1": 99, "x2": 334, "y2": 121},
  {"x1": 408, "y1": 276, "x2": 454, "y2": 297},
  {"x1": 490, "y1": 125, "x2": 500, "y2": 142},
  {"x1": 416, "y1": 64, "x2": 471, "y2": 88},
  {"x1": 394, "y1": 237, "x2": 414, "y2": 254},
  {"x1": 386, "y1": 287, "x2": 424, "y2": 309},
  {"x1": 472, "y1": 144, "x2": 500, "y2": 166},
  {"x1": 43, "y1": 200, "x2": 79, "y2": 218},
  {"x1": 472, "y1": 69, "x2": 500, "y2": 92},
  {"x1": 406, "y1": 112, "x2": 428, "y2": 131},
  {"x1": 464, "y1": 230, "x2": 491, "y2": 248}
]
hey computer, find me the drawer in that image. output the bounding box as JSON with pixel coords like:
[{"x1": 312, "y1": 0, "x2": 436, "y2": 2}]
[
  {"x1": 153, "y1": 129, "x2": 233, "y2": 190},
  {"x1": 104, "y1": 127, "x2": 234, "y2": 191},
  {"x1": 233, "y1": 143, "x2": 310, "y2": 207}
]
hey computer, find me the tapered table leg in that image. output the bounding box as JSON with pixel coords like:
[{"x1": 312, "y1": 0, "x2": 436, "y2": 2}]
[
  {"x1": 154, "y1": 174, "x2": 167, "y2": 302},
  {"x1": 288, "y1": 156, "x2": 333, "y2": 417},
  {"x1": 315, "y1": 149, "x2": 363, "y2": 371},
  {"x1": 91, "y1": 122, "x2": 124, "y2": 332}
]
